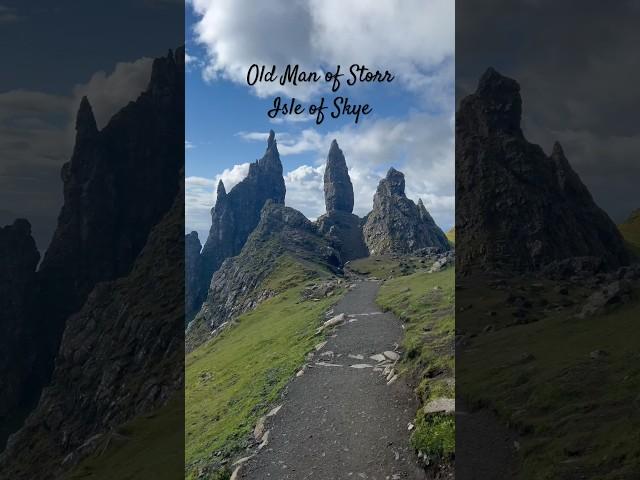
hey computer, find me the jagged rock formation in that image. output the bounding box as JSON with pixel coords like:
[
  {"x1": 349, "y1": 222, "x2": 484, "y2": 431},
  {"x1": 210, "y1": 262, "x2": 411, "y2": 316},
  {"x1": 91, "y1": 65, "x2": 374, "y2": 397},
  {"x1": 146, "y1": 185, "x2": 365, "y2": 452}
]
[
  {"x1": 0, "y1": 184, "x2": 184, "y2": 479},
  {"x1": 456, "y1": 68, "x2": 630, "y2": 273},
  {"x1": 186, "y1": 201, "x2": 341, "y2": 352},
  {"x1": 185, "y1": 231, "x2": 202, "y2": 326},
  {"x1": 324, "y1": 140, "x2": 354, "y2": 213},
  {"x1": 0, "y1": 220, "x2": 40, "y2": 447},
  {"x1": 186, "y1": 131, "x2": 286, "y2": 322},
  {"x1": 363, "y1": 168, "x2": 450, "y2": 255},
  {"x1": 0, "y1": 47, "x2": 184, "y2": 471},
  {"x1": 316, "y1": 140, "x2": 368, "y2": 261}
]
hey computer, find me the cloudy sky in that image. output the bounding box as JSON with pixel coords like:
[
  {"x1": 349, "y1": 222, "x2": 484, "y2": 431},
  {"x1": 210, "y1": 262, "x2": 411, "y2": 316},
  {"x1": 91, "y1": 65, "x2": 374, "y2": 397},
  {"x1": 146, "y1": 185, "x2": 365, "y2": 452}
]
[
  {"x1": 0, "y1": 0, "x2": 182, "y2": 252},
  {"x1": 185, "y1": 0, "x2": 455, "y2": 242},
  {"x1": 457, "y1": 0, "x2": 640, "y2": 223}
]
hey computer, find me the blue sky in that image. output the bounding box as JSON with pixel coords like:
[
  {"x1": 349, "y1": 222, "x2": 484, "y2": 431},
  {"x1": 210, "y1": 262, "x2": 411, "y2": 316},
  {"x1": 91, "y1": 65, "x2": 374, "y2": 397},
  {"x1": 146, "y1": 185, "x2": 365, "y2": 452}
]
[{"x1": 185, "y1": 0, "x2": 455, "y2": 241}]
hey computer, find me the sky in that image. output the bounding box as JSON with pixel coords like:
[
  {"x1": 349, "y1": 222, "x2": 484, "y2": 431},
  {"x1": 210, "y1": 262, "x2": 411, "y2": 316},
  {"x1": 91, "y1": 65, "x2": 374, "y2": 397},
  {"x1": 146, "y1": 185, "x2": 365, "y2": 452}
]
[
  {"x1": 456, "y1": 0, "x2": 640, "y2": 223},
  {"x1": 0, "y1": 0, "x2": 183, "y2": 252},
  {"x1": 185, "y1": 0, "x2": 455, "y2": 242}
]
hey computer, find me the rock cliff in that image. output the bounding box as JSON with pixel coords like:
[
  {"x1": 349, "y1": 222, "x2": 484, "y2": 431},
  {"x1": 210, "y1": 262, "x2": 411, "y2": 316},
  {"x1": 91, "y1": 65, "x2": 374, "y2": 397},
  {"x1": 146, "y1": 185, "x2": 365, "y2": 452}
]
[
  {"x1": 363, "y1": 168, "x2": 450, "y2": 254},
  {"x1": 0, "y1": 220, "x2": 40, "y2": 448},
  {"x1": 186, "y1": 131, "x2": 286, "y2": 322},
  {"x1": 316, "y1": 140, "x2": 368, "y2": 261},
  {"x1": 0, "y1": 47, "x2": 184, "y2": 474},
  {"x1": 186, "y1": 201, "x2": 340, "y2": 352},
  {"x1": 456, "y1": 68, "x2": 630, "y2": 273}
]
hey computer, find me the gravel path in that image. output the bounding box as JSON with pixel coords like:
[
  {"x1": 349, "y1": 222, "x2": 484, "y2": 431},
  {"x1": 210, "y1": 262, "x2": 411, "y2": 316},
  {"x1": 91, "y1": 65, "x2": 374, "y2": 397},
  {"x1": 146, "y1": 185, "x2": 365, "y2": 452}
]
[{"x1": 239, "y1": 279, "x2": 426, "y2": 480}]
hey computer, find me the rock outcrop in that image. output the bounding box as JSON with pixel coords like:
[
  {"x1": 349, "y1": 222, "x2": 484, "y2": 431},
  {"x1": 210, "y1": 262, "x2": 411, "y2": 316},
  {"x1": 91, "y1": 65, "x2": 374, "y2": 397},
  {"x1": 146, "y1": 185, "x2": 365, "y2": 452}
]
[
  {"x1": 0, "y1": 220, "x2": 40, "y2": 448},
  {"x1": 324, "y1": 140, "x2": 354, "y2": 213},
  {"x1": 316, "y1": 140, "x2": 368, "y2": 261},
  {"x1": 0, "y1": 47, "x2": 184, "y2": 472},
  {"x1": 0, "y1": 184, "x2": 184, "y2": 479},
  {"x1": 363, "y1": 168, "x2": 450, "y2": 255},
  {"x1": 456, "y1": 68, "x2": 630, "y2": 273},
  {"x1": 186, "y1": 131, "x2": 286, "y2": 322},
  {"x1": 186, "y1": 201, "x2": 341, "y2": 352},
  {"x1": 185, "y1": 231, "x2": 202, "y2": 326}
]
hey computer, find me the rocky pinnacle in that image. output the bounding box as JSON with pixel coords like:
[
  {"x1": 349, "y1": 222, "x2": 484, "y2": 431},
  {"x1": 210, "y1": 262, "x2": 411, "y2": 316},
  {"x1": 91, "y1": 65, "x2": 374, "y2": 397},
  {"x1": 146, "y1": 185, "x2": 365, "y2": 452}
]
[
  {"x1": 363, "y1": 168, "x2": 450, "y2": 255},
  {"x1": 324, "y1": 140, "x2": 354, "y2": 213}
]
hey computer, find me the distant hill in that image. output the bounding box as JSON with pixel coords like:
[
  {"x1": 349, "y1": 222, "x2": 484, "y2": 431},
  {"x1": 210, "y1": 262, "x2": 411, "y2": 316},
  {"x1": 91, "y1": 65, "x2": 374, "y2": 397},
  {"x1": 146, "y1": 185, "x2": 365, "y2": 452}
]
[{"x1": 620, "y1": 209, "x2": 640, "y2": 256}]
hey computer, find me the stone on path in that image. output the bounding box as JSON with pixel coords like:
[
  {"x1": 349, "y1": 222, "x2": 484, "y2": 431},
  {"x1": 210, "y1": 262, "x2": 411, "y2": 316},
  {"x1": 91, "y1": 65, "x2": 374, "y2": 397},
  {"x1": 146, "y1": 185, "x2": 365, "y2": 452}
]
[
  {"x1": 370, "y1": 353, "x2": 386, "y2": 362},
  {"x1": 316, "y1": 313, "x2": 346, "y2": 334},
  {"x1": 383, "y1": 351, "x2": 400, "y2": 361},
  {"x1": 350, "y1": 364, "x2": 374, "y2": 369}
]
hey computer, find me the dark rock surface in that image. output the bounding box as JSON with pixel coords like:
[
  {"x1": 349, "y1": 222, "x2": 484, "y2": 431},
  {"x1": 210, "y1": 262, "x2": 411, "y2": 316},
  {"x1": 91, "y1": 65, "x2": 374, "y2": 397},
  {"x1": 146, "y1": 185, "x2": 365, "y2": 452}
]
[
  {"x1": 0, "y1": 47, "x2": 184, "y2": 472},
  {"x1": 186, "y1": 130, "x2": 286, "y2": 322},
  {"x1": 185, "y1": 231, "x2": 202, "y2": 326},
  {"x1": 317, "y1": 210, "x2": 368, "y2": 262},
  {"x1": 316, "y1": 140, "x2": 368, "y2": 262},
  {"x1": 456, "y1": 68, "x2": 630, "y2": 274},
  {"x1": 363, "y1": 168, "x2": 450, "y2": 255},
  {"x1": 324, "y1": 139, "x2": 354, "y2": 213},
  {"x1": 186, "y1": 201, "x2": 341, "y2": 353},
  {"x1": 0, "y1": 183, "x2": 184, "y2": 480},
  {"x1": 0, "y1": 220, "x2": 40, "y2": 447}
]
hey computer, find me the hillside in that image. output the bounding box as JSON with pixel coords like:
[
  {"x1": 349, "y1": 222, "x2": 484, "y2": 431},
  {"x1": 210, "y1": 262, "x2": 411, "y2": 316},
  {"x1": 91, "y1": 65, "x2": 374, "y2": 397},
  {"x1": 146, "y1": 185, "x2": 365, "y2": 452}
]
[
  {"x1": 185, "y1": 256, "x2": 343, "y2": 478},
  {"x1": 620, "y1": 209, "x2": 640, "y2": 256}
]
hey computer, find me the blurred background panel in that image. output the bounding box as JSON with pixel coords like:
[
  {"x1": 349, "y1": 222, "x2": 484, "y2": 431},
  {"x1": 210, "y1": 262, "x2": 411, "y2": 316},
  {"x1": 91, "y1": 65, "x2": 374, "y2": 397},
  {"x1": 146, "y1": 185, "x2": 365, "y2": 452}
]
[
  {"x1": 0, "y1": 1, "x2": 184, "y2": 478},
  {"x1": 456, "y1": 1, "x2": 640, "y2": 478}
]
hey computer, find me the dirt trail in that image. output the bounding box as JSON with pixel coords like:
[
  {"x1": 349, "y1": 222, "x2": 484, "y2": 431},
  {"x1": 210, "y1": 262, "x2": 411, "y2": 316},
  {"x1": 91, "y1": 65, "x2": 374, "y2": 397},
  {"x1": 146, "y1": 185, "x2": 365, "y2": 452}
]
[{"x1": 239, "y1": 279, "x2": 426, "y2": 480}]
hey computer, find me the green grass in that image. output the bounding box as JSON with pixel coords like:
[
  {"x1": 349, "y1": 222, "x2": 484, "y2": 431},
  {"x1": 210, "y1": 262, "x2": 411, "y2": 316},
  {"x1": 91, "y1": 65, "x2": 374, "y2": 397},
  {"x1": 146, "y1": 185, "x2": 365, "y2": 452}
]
[
  {"x1": 458, "y1": 276, "x2": 640, "y2": 479},
  {"x1": 185, "y1": 257, "x2": 342, "y2": 479},
  {"x1": 446, "y1": 228, "x2": 455, "y2": 246},
  {"x1": 65, "y1": 395, "x2": 184, "y2": 480},
  {"x1": 348, "y1": 255, "x2": 428, "y2": 279},
  {"x1": 620, "y1": 210, "x2": 640, "y2": 257},
  {"x1": 377, "y1": 267, "x2": 455, "y2": 461}
]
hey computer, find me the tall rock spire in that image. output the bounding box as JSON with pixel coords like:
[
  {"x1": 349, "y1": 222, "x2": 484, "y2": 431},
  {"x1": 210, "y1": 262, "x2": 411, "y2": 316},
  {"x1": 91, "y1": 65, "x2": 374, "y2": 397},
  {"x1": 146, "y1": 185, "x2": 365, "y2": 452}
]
[
  {"x1": 456, "y1": 68, "x2": 630, "y2": 272},
  {"x1": 75, "y1": 96, "x2": 98, "y2": 141},
  {"x1": 363, "y1": 168, "x2": 450, "y2": 255},
  {"x1": 189, "y1": 131, "x2": 286, "y2": 321},
  {"x1": 324, "y1": 140, "x2": 354, "y2": 213}
]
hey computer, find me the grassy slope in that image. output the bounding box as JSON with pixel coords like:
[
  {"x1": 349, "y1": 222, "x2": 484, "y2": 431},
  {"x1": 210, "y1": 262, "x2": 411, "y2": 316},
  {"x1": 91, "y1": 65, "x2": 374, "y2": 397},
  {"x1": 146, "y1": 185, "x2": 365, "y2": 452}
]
[
  {"x1": 446, "y1": 228, "x2": 455, "y2": 245},
  {"x1": 458, "y1": 280, "x2": 640, "y2": 479},
  {"x1": 376, "y1": 266, "x2": 455, "y2": 462},
  {"x1": 348, "y1": 255, "x2": 428, "y2": 279},
  {"x1": 65, "y1": 396, "x2": 184, "y2": 480},
  {"x1": 620, "y1": 211, "x2": 640, "y2": 257},
  {"x1": 185, "y1": 256, "x2": 342, "y2": 478}
]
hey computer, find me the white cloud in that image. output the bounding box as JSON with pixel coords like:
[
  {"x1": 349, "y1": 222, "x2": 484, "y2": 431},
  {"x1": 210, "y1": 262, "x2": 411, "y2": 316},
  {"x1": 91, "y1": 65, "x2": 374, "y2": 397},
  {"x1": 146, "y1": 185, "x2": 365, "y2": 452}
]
[
  {"x1": 185, "y1": 140, "x2": 196, "y2": 149},
  {"x1": 72, "y1": 57, "x2": 153, "y2": 129},
  {"x1": 284, "y1": 164, "x2": 325, "y2": 220},
  {"x1": 185, "y1": 163, "x2": 251, "y2": 239},
  {"x1": 189, "y1": 0, "x2": 454, "y2": 102}
]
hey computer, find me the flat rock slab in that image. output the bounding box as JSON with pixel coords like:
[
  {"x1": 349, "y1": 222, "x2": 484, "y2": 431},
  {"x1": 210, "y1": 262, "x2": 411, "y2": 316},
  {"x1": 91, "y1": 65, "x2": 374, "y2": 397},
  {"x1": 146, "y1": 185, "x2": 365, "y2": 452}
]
[
  {"x1": 423, "y1": 398, "x2": 455, "y2": 414},
  {"x1": 241, "y1": 280, "x2": 425, "y2": 480}
]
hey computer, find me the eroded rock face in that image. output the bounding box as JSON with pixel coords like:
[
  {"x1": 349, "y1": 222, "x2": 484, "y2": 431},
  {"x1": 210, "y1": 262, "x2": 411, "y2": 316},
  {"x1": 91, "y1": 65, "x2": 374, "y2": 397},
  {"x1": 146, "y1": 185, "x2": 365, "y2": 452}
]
[
  {"x1": 324, "y1": 140, "x2": 354, "y2": 213},
  {"x1": 0, "y1": 181, "x2": 184, "y2": 480},
  {"x1": 187, "y1": 131, "x2": 286, "y2": 322},
  {"x1": 0, "y1": 49, "x2": 184, "y2": 454},
  {"x1": 317, "y1": 140, "x2": 368, "y2": 261},
  {"x1": 0, "y1": 47, "x2": 184, "y2": 471},
  {"x1": 456, "y1": 68, "x2": 630, "y2": 273},
  {"x1": 363, "y1": 168, "x2": 450, "y2": 255},
  {"x1": 186, "y1": 201, "x2": 341, "y2": 352},
  {"x1": 0, "y1": 220, "x2": 40, "y2": 446},
  {"x1": 184, "y1": 231, "x2": 202, "y2": 326}
]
